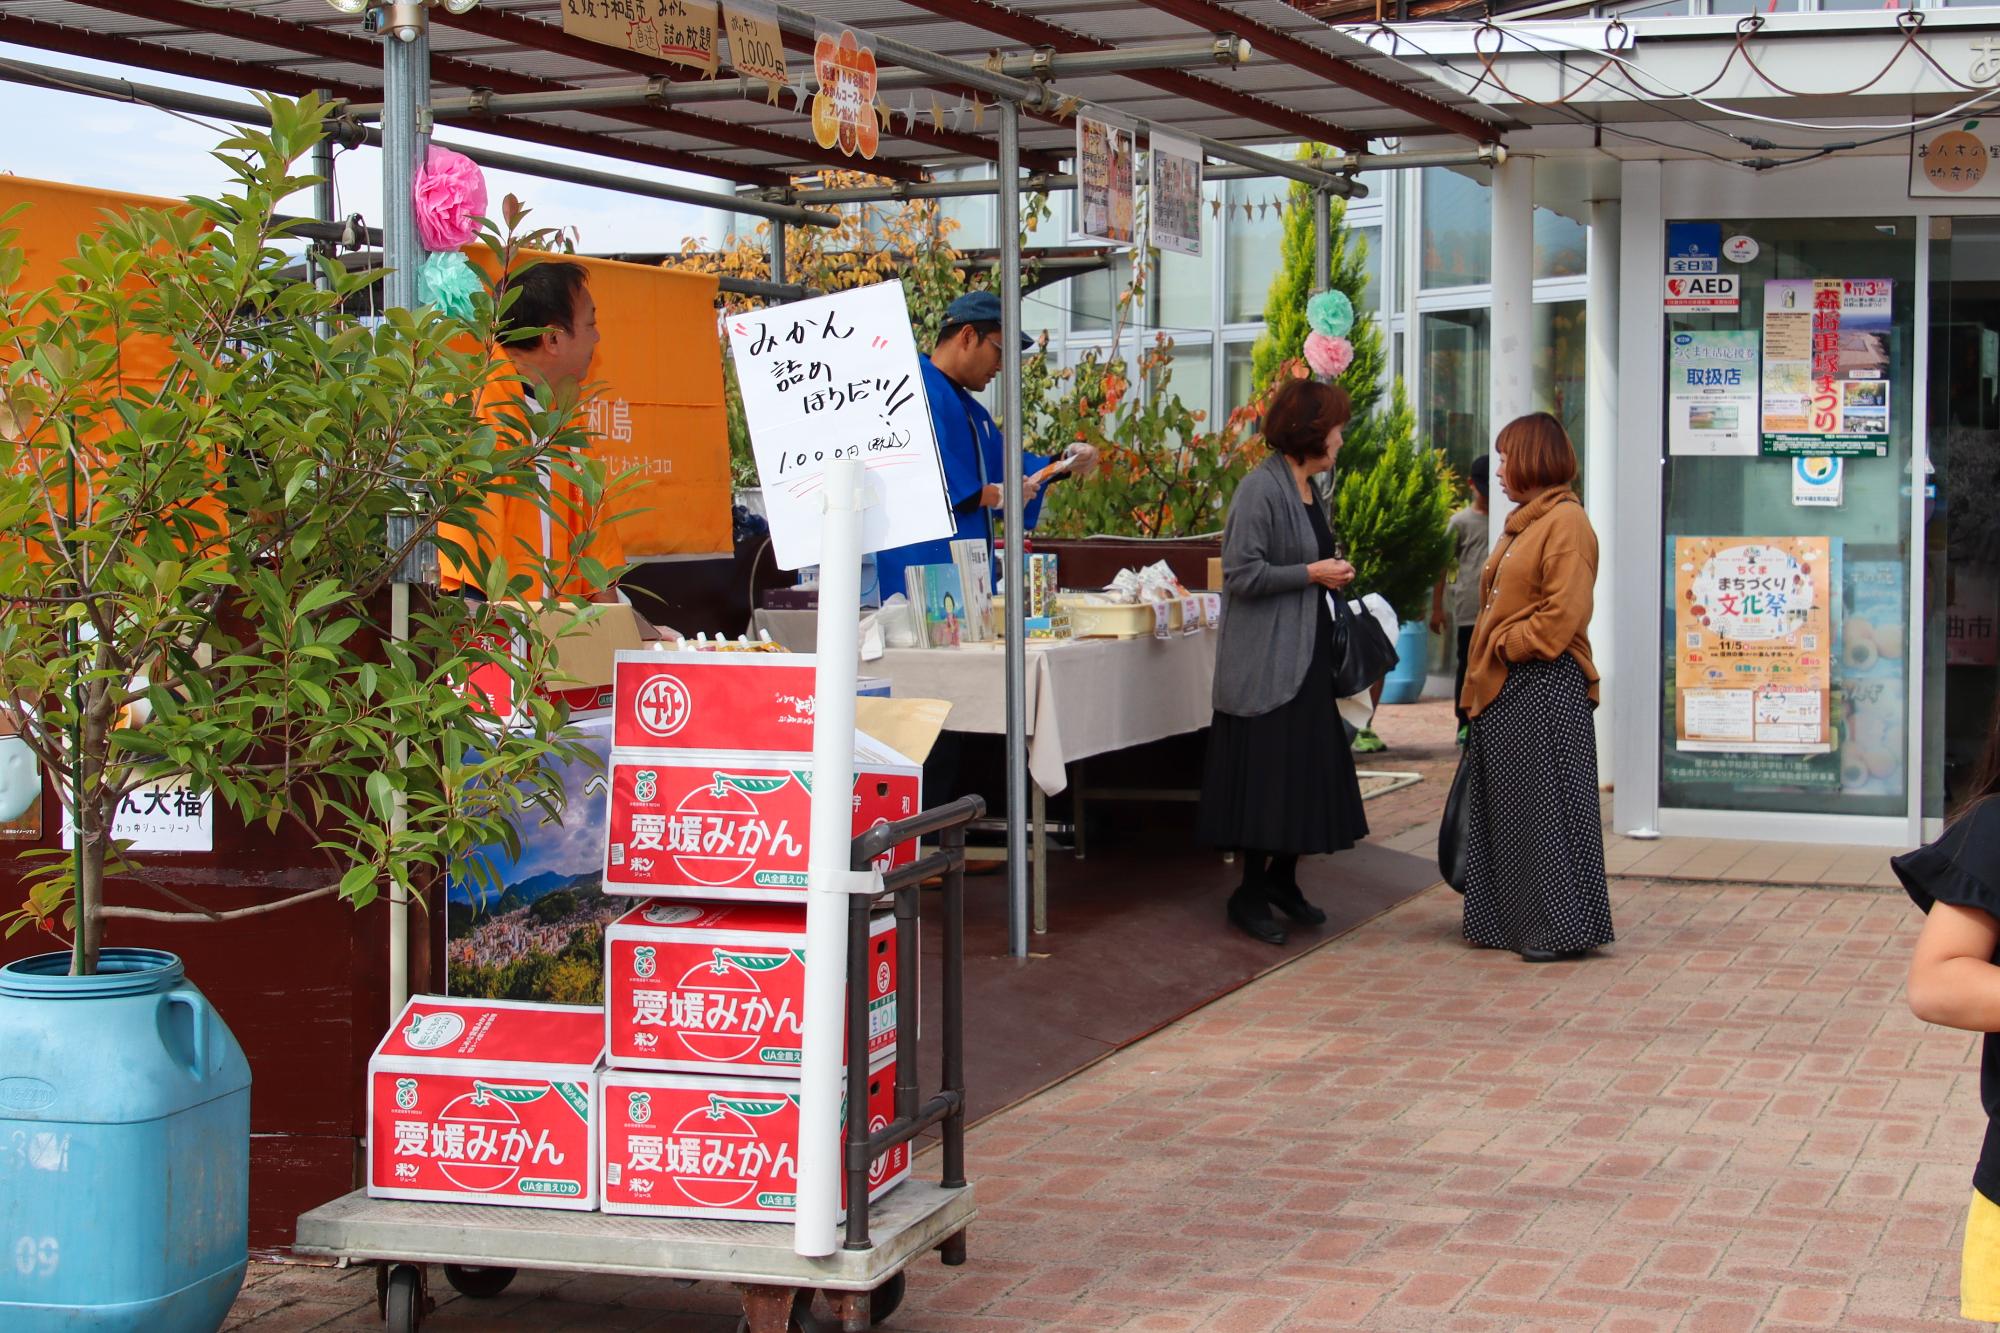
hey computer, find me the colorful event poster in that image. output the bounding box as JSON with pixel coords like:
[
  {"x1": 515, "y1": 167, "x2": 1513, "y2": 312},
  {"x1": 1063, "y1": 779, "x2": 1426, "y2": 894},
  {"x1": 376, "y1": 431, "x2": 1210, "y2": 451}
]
[
  {"x1": 449, "y1": 714, "x2": 619, "y2": 1005},
  {"x1": 1667, "y1": 330, "x2": 1759, "y2": 456},
  {"x1": 1838, "y1": 560, "x2": 1905, "y2": 798},
  {"x1": 1076, "y1": 110, "x2": 1136, "y2": 247},
  {"x1": 1148, "y1": 132, "x2": 1203, "y2": 258},
  {"x1": 1673, "y1": 536, "x2": 1836, "y2": 755},
  {"x1": 1760, "y1": 278, "x2": 1893, "y2": 457}
]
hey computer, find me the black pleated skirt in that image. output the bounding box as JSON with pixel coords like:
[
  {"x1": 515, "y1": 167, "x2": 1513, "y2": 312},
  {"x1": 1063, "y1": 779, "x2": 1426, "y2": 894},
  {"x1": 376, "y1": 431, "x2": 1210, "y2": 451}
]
[
  {"x1": 1460, "y1": 654, "x2": 1615, "y2": 953},
  {"x1": 1197, "y1": 597, "x2": 1369, "y2": 855}
]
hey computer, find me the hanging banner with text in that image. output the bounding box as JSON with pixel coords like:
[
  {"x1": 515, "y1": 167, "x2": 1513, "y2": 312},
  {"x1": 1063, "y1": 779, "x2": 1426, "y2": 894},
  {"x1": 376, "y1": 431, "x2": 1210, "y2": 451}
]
[
  {"x1": 1075, "y1": 110, "x2": 1136, "y2": 247},
  {"x1": 812, "y1": 29, "x2": 879, "y2": 159},
  {"x1": 1148, "y1": 131, "x2": 1202, "y2": 258},
  {"x1": 728, "y1": 280, "x2": 952, "y2": 571},
  {"x1": 1760, "y1": 278, "x2": 1893, "y2": 457},
  {"x1": 1673, "y1": 535, "x2": 1836, "y2": 756},
  {"x1": 561, "y1": 0, "x2": 720, "y2": 75},
  {"x1": 722, "y1": 0, "x2": 787, "y2": 84}
]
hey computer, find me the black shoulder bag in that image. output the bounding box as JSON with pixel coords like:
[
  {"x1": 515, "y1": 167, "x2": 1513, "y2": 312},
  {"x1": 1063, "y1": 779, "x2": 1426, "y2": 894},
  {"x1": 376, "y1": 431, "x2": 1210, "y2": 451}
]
[{"x1": 1325, "y1": 525, "x2": 1398, "y2": 699}]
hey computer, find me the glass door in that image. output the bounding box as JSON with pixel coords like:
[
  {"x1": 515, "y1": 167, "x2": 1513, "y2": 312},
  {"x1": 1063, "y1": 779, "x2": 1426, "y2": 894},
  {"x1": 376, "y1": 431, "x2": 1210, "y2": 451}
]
[{"x1": 1924, "y1": 220, "x2": 2000, "y2": 820}]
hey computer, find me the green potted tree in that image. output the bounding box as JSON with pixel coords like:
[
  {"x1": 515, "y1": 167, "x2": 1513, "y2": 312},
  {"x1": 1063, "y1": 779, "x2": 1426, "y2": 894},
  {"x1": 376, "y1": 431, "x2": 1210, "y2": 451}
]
[{"x1": 0, "y1": 97, "x2": 614, "y2": 1330}]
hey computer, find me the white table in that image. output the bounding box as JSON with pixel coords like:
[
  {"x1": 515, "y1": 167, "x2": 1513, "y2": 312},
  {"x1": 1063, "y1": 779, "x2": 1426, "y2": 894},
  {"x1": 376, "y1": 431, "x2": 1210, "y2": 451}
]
[{"x1": 753, "y1": 610, "x2": 1219, "y2": 929}]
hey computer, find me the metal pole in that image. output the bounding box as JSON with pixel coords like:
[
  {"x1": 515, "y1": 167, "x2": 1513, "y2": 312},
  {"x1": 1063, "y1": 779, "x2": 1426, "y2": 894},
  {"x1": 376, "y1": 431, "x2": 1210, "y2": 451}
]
[
  {"x1": 1313, "y1": 190, "x2": 1330, "y2": 290},
  {"x1": 768, "y1": 218, "x2": 788, "y2": 288},
  {"x1": 311, "y1": 108, "x2": 335, "y2": 334},
  {"x1": 361, "y1": 36, "x2": 1250, "y2": 117},
  {"x1": 998, "y1": 102, "x2": 1029, "y2": 960},
  {"x1": 0, "y1": 58, "x2": 841, "y2": 229},
  {"x1": 380, "y1": 22, "x2": 426, "y2": 313}
]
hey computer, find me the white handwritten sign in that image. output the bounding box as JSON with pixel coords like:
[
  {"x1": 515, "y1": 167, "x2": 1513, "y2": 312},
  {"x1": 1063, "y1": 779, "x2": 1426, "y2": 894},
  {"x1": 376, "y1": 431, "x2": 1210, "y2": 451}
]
[{"x1": 728, "y1": 281, "x2": 953, "y2": 571}]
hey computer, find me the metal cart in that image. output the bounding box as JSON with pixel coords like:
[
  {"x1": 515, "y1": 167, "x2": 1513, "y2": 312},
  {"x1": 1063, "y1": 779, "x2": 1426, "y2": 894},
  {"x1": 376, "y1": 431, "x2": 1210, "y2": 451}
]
[{"x1": 294, "y1": 797, "x2": 984, "y2": 1333}]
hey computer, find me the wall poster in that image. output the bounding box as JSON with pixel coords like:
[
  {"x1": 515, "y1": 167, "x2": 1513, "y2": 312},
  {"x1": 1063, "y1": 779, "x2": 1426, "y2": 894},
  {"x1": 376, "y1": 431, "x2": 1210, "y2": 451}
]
[
  {"x1": 1667, "y1": 330, "x2": 1759, "y2": 456},
  {"x1": 1760, "y1": 278, "x2": 1893, "y2": 457},
  {"x1": 1673, "y1": 536, "x2": 1836, "y2": 755},
  {"x1": 1075, "y1": 110, "x2": 1136, "y2": 247},
  {"x1": 1148, "y1": 131, "x2": 1203, "y2": 258}
]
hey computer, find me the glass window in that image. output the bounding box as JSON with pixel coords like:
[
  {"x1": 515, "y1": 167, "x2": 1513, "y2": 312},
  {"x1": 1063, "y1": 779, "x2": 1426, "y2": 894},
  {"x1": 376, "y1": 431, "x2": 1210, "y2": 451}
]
[
  {"x1": 1659, "y1": 216, "x2": 1915, "y2": 819},
  {"x1": 1421, "y1": 167, "x2": 1492, "y2": 290},
  {"x1": 1224, "y1": 179, "x2": 1286, "y2": 324},
  {"x1": 1605, "y1": 0, "x2": 1690, "y2": 12},
  {"x1": 1156, "y1": 241, "x2": 1213, "y2": 334},
  {"x1": 1071, "y1": 254, "x2": 1134, "y2": 334},
  {"x1": 1709, "y1": 0, "x2": 1799, "y2": 11},
  {"x1": 1155, "y1": 341, "x2": 1214, "y2": 434},
  {"x1": 1535, "y1": 208, "x2": 1588, "y2": 281},
  {"x1": 1820, "y1": 0, "x2": 1911, "y2": 7},
  {"x1": 1534, "y1": 300, "x2": 1588, "y2": 487},
  {"x1": 1224, "y1": 340, "x2": 1259, "y2": 420},
  {"x1": 937, "y1": 166, "x2": 994, "y2": 252},
  {"x1": 1350, "y1": 224, "x2": 1383, "y2": 315},
  {"x1": 1420, "y1": 308, "x2": 1490, "y2": 474}
]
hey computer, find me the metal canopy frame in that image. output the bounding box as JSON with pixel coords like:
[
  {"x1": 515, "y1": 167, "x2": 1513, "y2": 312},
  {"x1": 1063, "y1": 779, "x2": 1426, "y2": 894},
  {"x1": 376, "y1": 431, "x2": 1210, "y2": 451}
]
[{"x1": 3, "y1": 0, "x2": 1506, "y2": 961}]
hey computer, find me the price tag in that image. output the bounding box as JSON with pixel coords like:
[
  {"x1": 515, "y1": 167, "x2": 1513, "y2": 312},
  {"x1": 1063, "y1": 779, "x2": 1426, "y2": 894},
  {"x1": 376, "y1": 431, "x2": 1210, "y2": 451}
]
[
  {"x1": 723, "y1": 0, "x2": 787, "y2": 84},
  {"x1": 1151, "y1": 602, "x2": 1170, "y2": 641},
  {"x1": 1201, "y1": 593, "x2": 1221, "y2": 629},
  {"x1": 1180, "y1": 595, "x2": 1202, "y2": 636}
]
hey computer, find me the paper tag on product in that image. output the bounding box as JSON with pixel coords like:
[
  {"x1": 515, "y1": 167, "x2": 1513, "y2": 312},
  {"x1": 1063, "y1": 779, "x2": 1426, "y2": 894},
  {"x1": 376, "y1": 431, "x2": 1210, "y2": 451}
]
[
  {"x1": 1151, "y1": 603, "x2": 1170, "y2": 640},
  {"x1": 1201, "y1": 593, "x2": 1221, "y2": 629},
  {"x1": 1179, "y1": 595, "x2": 1202, "y2": 636}
]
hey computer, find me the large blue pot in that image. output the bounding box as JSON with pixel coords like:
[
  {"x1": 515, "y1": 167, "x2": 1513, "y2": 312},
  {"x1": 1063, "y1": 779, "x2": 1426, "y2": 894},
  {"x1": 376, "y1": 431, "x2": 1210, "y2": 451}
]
[
  {"x1": 0, "y1": 949, "x2": 250, "y2": 1332},
  {"x1": 1377, "y1": 621, "x2": 1432, "y2": 706}
]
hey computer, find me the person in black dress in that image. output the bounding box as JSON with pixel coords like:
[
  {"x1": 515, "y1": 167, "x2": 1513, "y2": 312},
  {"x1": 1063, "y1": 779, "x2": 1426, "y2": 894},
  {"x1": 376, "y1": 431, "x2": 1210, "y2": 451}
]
[{"x1": 1198, "y1": 378, "x2": 1370, "y2": 946}]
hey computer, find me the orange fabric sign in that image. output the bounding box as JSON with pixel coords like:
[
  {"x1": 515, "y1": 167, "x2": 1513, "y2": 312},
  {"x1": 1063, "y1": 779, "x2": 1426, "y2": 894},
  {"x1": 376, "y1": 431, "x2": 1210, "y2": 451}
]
[{"x1": 564, "y1": 254, "x2": 730, "y2": 558}]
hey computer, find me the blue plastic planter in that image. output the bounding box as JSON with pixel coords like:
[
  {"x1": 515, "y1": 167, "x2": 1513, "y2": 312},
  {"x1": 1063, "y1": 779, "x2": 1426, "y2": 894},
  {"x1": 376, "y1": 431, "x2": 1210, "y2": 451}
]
[
  {"x1": 0, "y1": 948, "x2": 250, "y2": 1333},
  {"x1": 1377, "y1": 621, "x2": 1432, "y2": 706}
]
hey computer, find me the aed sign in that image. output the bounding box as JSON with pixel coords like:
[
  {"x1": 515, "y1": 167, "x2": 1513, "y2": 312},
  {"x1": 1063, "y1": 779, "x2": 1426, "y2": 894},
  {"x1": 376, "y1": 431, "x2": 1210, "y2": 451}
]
[{"x1": 1664, "y1": 273, "x2": 1740, "y2": 313}]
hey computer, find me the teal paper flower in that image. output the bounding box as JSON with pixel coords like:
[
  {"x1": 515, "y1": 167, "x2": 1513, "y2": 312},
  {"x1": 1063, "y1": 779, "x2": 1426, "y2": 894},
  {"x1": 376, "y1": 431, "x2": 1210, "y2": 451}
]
[
  {"x1": 1307, "y1": 288, "x2": 1354, "y2": 339},
  {"x1": 417, "y1": 250, "x2": 481, "y2": 320}
]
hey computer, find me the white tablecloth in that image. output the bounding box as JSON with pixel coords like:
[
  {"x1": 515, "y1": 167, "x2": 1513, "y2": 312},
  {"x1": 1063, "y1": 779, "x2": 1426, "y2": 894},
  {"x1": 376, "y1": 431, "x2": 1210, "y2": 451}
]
[{"x1": 752, "y1": 610, "x2": 1216, "y2": 796}]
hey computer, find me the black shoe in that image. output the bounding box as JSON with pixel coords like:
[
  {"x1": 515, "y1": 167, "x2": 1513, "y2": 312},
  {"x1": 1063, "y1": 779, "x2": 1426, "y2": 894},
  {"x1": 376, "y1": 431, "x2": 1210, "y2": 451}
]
[
  {"x1": 1265, "y1": 881, "x2": 1327, "y2": 927},
  {"x1": 1518, "y1": 946, "x2": 1593, "y2": 963},
  {"x1": 1227, "y1": 890, "x2": 1288, "y2": 946}
]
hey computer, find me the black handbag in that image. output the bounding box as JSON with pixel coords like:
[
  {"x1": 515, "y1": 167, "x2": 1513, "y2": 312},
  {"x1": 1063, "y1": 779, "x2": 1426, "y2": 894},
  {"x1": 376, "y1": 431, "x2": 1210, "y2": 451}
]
[
  {"x1": 1328, "y1": 592, "x2": 1398, "y2": 699},
  {"x1": 1437, "y1": 749, "x2": 1471, "y2": 893}
]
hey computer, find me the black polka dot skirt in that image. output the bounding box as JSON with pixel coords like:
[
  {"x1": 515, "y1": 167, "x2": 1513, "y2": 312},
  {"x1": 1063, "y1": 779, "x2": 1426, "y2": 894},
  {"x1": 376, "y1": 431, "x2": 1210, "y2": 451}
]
[{"x1": 1460, "y1": 654, "x2": 1615, "y2": 954}]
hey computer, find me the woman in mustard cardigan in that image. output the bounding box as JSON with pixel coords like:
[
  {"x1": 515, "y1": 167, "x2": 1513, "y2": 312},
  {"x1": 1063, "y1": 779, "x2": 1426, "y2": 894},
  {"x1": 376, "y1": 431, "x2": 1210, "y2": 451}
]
[{"x1": 1458, "y1": 413, "x2": 1614, "y2": 962}]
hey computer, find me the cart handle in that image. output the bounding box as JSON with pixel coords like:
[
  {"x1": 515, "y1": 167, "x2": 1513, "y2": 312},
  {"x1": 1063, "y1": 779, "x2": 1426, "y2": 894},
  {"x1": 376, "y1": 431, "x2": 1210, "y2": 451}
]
[{"x1": 849, "y1": 795, "x2": 986, "y2": 867}]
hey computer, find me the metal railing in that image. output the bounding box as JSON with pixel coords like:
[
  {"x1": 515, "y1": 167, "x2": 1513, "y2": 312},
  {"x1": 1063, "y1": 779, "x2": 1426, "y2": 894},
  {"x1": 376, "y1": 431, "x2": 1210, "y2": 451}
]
[{"x1": 841, "y1": 795, "x2": 983, "y2": 1254}]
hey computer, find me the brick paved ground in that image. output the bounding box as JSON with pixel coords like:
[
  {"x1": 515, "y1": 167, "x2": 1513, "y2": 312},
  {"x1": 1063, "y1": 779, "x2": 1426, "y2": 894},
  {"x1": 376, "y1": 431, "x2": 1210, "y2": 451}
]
[{"x1": 228, "y1": 701, "x2": 1986, "y2": 1330}]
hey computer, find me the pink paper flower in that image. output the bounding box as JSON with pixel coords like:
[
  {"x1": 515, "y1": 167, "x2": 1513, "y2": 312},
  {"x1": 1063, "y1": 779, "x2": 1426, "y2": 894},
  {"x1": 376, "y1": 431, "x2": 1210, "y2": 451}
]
[
  {"x1": 1304, "y1": 331, "x2": 1353, "y2": 380},
  {"x1": 412, "y1": 146, "x2": 487, "y2": 252}
]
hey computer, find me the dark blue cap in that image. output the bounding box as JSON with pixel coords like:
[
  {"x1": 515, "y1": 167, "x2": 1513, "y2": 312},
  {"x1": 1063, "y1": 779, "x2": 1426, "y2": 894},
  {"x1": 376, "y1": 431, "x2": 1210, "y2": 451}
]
[{"x1": 940, "y1": 290, "x2": 1034, "y2": 349}]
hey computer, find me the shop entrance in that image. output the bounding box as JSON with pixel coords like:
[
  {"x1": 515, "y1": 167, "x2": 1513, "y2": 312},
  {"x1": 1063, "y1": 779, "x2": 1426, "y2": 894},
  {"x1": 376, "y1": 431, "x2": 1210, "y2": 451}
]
[{"x1": 1925, "y1": 219, "x2": 2000, "y2": 817}]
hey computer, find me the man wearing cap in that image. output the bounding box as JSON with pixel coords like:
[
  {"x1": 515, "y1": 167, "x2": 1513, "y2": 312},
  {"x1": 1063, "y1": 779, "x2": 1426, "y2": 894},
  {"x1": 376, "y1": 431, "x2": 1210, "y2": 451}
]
[{"x1": 874, "y1": 290, "x2": 1100, "y2": 600}]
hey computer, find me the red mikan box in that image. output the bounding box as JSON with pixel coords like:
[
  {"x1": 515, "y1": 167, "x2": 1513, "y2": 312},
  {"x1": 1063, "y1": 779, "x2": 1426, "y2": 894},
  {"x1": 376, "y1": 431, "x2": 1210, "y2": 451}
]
[
  {"x1": 367, "y1": 996, "x2": 605, "y2": 1210},
  {"x1": 604, "y1": 902, "x2": 900, "y2": 1076},
  {"x1": 612, "y1": 649, "x2": 819, "y2": 752},
  {"x1": 601, "y1": 737, "x2": 920, "y2": 902},
  {"x1": 599, "y1": 1066, "x2": 910, "y2": 1221}
]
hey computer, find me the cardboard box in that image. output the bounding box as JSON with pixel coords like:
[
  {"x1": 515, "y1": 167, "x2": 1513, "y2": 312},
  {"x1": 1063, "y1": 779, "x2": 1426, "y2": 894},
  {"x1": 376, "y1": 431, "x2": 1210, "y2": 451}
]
[
  {"x1": 612, "y1": 649, "x2": 819, "y2": 752},
  {"x1": 463, "y1": 601, "x2": 652, "y2": 724},
  {"x1": 604, "y1": 902, "x2": 899, "y2": 1075},
  {"x1": 602, "y1": 736, "x2": 921, "y2": 901},
  {"x1": 599, "y1": 1065, "x2": 910, "y2": 1220},
  {"x1": 367, "y1": 996, "x2": 605, "y2": 1210}
]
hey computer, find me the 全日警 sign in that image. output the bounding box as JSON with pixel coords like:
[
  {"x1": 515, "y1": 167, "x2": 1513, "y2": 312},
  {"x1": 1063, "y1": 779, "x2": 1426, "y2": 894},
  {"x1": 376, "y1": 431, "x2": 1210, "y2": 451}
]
[{"x1": 728, "y1": 281, "x2": 953, "y2": 571}]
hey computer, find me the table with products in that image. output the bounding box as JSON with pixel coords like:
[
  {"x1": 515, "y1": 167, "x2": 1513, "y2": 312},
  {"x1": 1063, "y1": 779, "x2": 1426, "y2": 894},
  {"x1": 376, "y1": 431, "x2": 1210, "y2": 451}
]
[{"x1": 753, "y1": 609, "x2": 1220, "y2": 930}]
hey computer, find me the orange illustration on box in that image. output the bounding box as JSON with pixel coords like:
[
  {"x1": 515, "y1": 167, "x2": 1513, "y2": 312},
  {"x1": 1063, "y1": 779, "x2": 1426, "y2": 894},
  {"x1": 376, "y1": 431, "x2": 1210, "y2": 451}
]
[{"x1": 812, "y1": 30, "x2": 879, "y2": 159}]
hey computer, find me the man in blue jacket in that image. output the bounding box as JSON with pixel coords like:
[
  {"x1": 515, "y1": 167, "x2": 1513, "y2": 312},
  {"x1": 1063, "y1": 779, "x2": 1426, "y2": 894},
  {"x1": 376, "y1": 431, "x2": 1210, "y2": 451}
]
[{"x1": 875, "y1": 291, "x2": 1099, "y2": 600}]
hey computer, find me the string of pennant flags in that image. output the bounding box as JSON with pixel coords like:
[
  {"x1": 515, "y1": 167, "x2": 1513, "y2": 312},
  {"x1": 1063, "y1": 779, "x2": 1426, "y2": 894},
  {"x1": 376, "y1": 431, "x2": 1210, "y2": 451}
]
[{"x1": 555, "y1": 8, "x2": 1293, "y2": 230}]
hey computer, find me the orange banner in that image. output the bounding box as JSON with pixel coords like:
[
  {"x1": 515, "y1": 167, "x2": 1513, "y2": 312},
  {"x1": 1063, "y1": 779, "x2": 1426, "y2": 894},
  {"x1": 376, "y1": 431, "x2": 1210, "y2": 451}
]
[{"x1": 564, "y1": 254, "x2": 730, "y2": 558}]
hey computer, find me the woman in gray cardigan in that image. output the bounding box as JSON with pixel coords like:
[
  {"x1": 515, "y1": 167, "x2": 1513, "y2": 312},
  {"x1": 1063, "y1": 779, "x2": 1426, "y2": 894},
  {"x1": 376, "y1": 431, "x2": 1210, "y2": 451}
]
[{"x1": 1198, "y1": 378, "x2": 1370, "y2": 945}]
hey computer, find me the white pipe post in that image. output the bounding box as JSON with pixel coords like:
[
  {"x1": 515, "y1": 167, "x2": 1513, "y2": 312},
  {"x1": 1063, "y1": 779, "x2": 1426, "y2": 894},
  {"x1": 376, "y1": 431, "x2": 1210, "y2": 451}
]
[
  {"x1": 1585, "y1": 198, "x2": 1621, "y2": 777},
  {"x1": 998, "y1": 102, "x2": 1030, "y2": 959},
  {"x1": 793, "y1": 457, "x2": 867, "y2": 1258},
  {"x1": 1487, "y1": 154, "x2": 1535, "y2": 539}
]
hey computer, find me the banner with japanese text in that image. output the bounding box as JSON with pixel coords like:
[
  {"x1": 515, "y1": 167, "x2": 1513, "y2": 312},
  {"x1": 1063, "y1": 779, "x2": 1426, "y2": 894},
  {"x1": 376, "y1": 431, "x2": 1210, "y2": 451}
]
[
  {"x1": 1760, "y1": 278, "x2": 1893, "y2": 457},
  {"x1": 1673, "y1": 536, "x2": 1836, "y2": 755}
]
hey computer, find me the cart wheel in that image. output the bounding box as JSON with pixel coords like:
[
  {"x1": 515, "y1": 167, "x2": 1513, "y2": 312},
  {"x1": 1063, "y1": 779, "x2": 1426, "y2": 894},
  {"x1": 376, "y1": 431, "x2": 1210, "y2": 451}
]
[
  {"x1": 870, "y1": 1272, "x2": 906, "y2": 1325},
  {"x1": 384, "y1": 1264, "x2": 423, "y2": 1333},
  {"x1": 442, "y1": 1264, "x2": 516, "y2": 1299}
]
